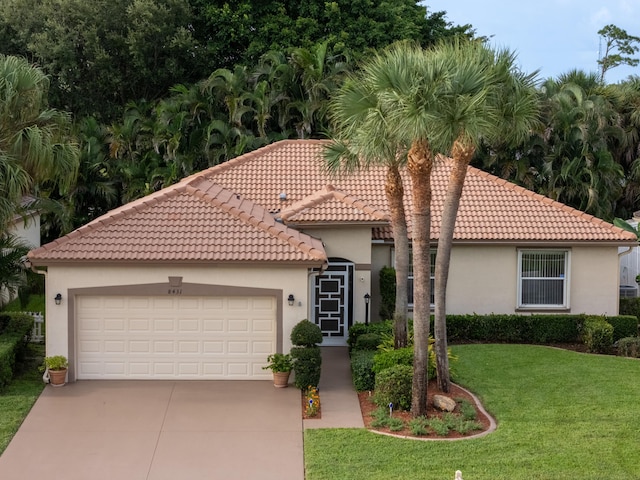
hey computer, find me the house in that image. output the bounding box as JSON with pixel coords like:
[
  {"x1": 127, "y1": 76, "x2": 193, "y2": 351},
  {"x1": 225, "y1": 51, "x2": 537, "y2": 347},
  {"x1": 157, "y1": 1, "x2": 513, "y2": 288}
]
[
  {"x1": 618, "y1": 212, "x2": 640, "y2": 296},
  {"x1": 28, "y1": 140, "x2": 637, "y2": 381}
]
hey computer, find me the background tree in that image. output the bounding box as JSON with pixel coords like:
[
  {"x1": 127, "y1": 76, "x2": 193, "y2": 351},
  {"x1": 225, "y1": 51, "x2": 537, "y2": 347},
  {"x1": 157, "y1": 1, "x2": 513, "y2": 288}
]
[
  {"x1": 0, "y1": 55, "x2": 79, "y2": 232},
  {"x1": 598, "y1": 24, "x2": 640, "y2": 83},
  {"x1": 0, "y1": 234, "x2": 30, "y2": 308}
]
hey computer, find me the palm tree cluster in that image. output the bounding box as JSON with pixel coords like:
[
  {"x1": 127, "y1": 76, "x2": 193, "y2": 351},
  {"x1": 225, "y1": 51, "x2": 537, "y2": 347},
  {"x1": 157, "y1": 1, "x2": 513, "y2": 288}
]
[{"x1": 326, "y1": 40, "x2": 539, "y2": 416}]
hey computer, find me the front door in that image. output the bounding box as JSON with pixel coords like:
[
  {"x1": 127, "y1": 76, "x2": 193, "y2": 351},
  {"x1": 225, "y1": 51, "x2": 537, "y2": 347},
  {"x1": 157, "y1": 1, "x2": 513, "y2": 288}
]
[{"x1": 311, "y1": 260, "x2": 354, "y2": 346}]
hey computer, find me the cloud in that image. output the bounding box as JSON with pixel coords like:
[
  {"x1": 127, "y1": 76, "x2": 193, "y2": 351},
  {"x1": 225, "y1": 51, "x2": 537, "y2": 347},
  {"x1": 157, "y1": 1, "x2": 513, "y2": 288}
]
[{"x1": 591, "y1": 7, "x2": 612, "y2": 27}]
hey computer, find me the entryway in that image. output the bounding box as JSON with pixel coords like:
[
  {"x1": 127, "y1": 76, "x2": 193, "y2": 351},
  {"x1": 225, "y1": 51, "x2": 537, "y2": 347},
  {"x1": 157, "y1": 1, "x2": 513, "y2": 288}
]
[{"x1": 311, "y1": 259, "x2": 354, "y2": 346}]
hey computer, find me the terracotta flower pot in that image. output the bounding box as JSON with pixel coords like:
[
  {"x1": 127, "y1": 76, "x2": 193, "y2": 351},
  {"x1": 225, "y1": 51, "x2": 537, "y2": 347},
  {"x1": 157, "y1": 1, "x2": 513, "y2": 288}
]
[
  {"x1": 49, "y1": 368, "x2": 67, "y2": 387},
  {"x1": 273, "y1": 371, "x2": 291, "y2": 388}
]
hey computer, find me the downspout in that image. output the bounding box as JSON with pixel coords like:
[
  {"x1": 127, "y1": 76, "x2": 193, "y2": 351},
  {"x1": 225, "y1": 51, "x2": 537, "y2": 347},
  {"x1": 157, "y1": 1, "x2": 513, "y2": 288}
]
[{"x1": 24, "y1": 258, "x2": 50, "y2": 384}]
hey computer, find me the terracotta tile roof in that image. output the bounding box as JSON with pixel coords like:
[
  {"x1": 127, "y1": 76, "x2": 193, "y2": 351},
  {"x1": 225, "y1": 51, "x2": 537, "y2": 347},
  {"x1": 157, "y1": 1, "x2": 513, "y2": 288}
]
[
  {"x1": 28, "y1": 182, "x2": 327, "y2": 264},
  {"x1": 278, "y1": 185, "x2": 390, "y2": 224},
  {"x1": 190, "y1": 139, "x2": 636, "y2": 244},
  {"x1": 28, "y1": 139, "x2": 636, "y2": 264}
]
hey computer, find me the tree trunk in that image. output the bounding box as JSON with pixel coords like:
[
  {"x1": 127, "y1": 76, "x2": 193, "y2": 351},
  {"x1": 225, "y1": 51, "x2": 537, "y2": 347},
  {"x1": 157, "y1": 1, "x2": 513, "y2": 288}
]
[
  {"x1": 385, "y1": 163, "x2": 409, "y2": 349},
  {"x1": 407, "y1": 138, "x2": 433, "y2": 418},
  {"x1": 434, "y1": 139, "x2": 475, "y2": 393}
]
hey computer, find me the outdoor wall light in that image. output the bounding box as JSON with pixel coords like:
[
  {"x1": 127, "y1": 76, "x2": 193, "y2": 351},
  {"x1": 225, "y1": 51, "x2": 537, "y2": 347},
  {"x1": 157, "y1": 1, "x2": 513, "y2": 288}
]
[
  {"x1": 54, "y1": 293, "x2": 62, "y2": 305},
  {"x1": 287, "y1": 294, "x2": 295, "y2": 306}
]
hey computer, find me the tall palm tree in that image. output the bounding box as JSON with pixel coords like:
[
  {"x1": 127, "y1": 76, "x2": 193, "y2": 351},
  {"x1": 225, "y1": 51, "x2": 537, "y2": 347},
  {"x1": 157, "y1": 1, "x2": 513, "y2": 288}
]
[
  {"x1": 430, "y1": 41, "x2": 540, "y2": 392},
  {"x1": 0, "y1": 55, "x2": 79, "y2": 230},
  {"x1": 326, "y1": 42, "x2": 451, "y2": 417},
  {"x1": 324, "y1": 73, "x2": 411, "y2": 347}
]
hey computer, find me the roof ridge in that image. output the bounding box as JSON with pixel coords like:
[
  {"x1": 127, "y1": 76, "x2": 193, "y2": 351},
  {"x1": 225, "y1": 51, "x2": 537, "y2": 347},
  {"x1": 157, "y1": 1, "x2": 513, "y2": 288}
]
[
  {"x1": 185, "y1": 184, "x2": 327, "y2": 262},
  {"x1": 280, "y1": 184, "x2": 389, "y2": 223},
  {"x1": 465, "y1": 164, "x2": 637, "y2": 240}
]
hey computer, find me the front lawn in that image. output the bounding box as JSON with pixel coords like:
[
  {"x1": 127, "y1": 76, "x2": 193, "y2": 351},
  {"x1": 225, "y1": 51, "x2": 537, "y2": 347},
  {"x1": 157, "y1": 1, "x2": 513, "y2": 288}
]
[
  {"x1": 304, "y1": 344, "x2": 640, "y2": 479},
  {"x1": 0, "y1": 343, "x2": 45, "y2": 454}
]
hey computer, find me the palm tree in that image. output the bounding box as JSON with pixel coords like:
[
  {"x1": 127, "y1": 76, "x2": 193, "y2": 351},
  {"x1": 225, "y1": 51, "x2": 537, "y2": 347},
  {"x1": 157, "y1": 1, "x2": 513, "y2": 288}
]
[
  {"x1": 430, "y1": 41, "x2": 540, "y2": 392},
  {"x1": 324, "y1": 73, "x2": 411, "y2": 347},
  {"x1": 0, "y1": 55, "x2": 79, "y2": 230},
  {"x1": 0, "y1": 233, "x2": 30, "y2": 308},
  {"x1": 326, "y1": 42, "x2": 451, "y2": 417}
]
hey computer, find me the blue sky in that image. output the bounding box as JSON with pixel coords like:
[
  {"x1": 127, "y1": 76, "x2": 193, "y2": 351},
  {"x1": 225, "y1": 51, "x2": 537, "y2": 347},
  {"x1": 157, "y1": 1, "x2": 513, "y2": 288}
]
[{"x1": 423, "y1": 0, "x2": 640, "y2": 83}]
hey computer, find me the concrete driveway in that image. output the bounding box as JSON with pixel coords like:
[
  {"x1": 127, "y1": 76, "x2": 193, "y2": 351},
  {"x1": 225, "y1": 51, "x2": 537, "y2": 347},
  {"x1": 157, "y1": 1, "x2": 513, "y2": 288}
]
[{"x1": 0, "y1": 380, "x2": 303, "y2": 480}]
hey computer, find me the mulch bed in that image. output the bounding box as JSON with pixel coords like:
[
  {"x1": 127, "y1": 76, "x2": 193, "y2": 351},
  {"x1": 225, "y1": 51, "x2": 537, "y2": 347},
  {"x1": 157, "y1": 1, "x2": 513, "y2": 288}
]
[{"x1": 357, "y1": 379, "x2": 493, "y2": 439}]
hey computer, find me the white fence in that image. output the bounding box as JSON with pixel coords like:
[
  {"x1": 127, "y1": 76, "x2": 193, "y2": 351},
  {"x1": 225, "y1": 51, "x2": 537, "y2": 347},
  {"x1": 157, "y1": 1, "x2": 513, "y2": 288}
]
[{"x1": 27, "y1": 312, "x2": 44, "y2": 342}]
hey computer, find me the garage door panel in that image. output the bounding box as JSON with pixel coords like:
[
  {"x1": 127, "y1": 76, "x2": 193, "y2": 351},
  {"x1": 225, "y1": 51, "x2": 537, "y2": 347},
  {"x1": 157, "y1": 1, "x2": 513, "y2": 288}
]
[{"x1": 77, "y1": 295, "x2": 276, "y2": 380}]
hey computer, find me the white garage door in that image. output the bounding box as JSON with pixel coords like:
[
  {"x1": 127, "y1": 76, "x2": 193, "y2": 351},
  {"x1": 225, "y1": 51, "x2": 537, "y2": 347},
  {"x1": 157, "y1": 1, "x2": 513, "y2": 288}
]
[{"x1": 76, "y1": 295, "x2": 276, "y2": 379}]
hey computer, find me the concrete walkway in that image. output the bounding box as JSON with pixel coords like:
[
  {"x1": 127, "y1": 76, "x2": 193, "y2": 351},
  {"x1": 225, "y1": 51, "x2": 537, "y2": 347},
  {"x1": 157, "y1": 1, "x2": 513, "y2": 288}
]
[{"x1": 304, "y1": 346, "x2": 364, "y2": 429}]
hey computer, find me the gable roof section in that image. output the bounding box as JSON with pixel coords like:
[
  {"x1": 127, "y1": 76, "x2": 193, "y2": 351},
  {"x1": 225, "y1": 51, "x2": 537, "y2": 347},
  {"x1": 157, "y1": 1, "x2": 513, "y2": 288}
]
[
  {"x1": 278, "y1": 185, "x2": 390, "y2": 225},
  {"x1": 28, "y1": 182, "x2": 327, "y2": 265}
]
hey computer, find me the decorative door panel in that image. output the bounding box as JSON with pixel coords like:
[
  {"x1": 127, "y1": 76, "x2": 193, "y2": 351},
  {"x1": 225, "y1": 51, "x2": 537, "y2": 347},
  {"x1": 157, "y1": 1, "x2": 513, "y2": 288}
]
[{"x1": 312, "y1": 261, "x2": 353, "y2": 344}]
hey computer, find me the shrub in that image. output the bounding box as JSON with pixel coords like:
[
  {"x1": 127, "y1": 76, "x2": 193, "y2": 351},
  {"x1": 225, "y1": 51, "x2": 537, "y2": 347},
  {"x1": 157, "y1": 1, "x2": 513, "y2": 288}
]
[
  {"x1": 290, "y1": 346, "x2": 321, "y2": 389},
  {"x1": 379, "y1": 266, "x2": 396, "y2": 320},
  {"x1": 620, "y1": 297, "x2": 640, "y2": 320},
  {"x1": 582, "y1": 316, "x2": 614, "y2": 354},
  {"x1": 350, "y1": 350, "x2": 376, "y2": 391},
  {"x1": 354, "y1": 332, "x2": 382, "y2": 351},
  {"x1": 372, "y1": 346, "x2": 413, "y2": 374},
  {"x1": 347, "y1": 320, "x2": 393, "y2": 351},
  {"x1": 606, "y1": 315, "x2": 638, "y2": 341},
  {"x1": 290, "y1": 319, "x2": 323, "y2": 347},
  {"x1": 617, "y1": 337, "x2": 640, "y2": 358},
  {"x1": 374, "y1": 364, "x2": 413, "y2": 411}
]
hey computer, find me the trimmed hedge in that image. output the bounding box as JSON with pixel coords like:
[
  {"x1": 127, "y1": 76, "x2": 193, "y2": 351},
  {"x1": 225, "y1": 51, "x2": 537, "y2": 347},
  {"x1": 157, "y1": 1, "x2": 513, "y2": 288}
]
[
  {"x1": 0, "y1": 313, "x2": 34, "y2": 390},
  {"x1": 291, "y1": 346, "x2": 322, "y2": 389},
  {"x1": 350, "y1": 350, "x2": 376, "y2": 391}
]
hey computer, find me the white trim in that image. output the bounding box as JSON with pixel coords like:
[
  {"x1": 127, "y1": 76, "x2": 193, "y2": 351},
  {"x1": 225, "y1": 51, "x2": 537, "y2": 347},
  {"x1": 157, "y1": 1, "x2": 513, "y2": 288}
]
[{"x1": 517, "y1": 249, "x2": 570, "y2": 309}]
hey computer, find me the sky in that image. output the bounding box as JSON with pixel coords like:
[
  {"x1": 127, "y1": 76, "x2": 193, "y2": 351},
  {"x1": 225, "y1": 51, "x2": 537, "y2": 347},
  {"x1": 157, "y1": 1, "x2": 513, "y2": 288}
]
[{"x1": 423, "y1": 0, "x2": 640, "y2": 83}]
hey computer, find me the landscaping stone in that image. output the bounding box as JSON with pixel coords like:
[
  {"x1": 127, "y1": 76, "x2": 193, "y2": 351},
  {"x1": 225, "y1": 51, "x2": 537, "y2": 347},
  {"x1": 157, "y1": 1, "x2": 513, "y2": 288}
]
[{"x1": 433, "y1": 394, "x2": 457, "y2": 412}]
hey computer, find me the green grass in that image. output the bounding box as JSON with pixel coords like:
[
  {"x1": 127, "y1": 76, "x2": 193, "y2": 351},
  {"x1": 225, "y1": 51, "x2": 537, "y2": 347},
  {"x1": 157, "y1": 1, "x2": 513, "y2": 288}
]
[
  {"x1": 2, "y1": 294, "x2": 45, "y2": 313},
  {"x1": 0, "y1": 343, "x2": 45, "y2": 454},
  {"x1": 304, "y1": 344, "x2": 640, "y2": 479}
]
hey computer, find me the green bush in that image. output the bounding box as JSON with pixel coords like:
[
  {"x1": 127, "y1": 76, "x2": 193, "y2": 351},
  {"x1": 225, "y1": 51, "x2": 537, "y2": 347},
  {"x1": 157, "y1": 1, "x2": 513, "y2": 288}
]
[
  {"x1": 350, "y1": 350, "x2": 376, "y2": 391},
  {"x1": 354, "y1": 332, "x2": 382, "y2": 351},
  {"x1": 617, "y1": 337, "x2": 640, "y2": 358},
  {"x1": 620, "y1": 297, "x2": 640, "y2": 320},
  {"x1": 606, "y1": 315, "x2": 638, "y2": 341},
  {"x1": 379, "y1": 266, "x2": 396, "y2": 320},
  {"x1": 374, "y1": 364, "x2": 413, "y2": 411},
  {"x1": 372, "y1": 346, "x2": 413, "y2": 374},
  {"x1": 348, "y1": 320, "x2": 393, "y2": 351},
  {"x1": 291, "y1": 346, "x2": 321, "y2": 389},
  {"x1": 582, "y1": 316, "x2": 614, "y2": 354},
  {"x1": 0, "y1": 313, "x2": 33, "y2": 390},
  {"x1": 290, "y1": 319, "x2": 323, "y2": 347}
]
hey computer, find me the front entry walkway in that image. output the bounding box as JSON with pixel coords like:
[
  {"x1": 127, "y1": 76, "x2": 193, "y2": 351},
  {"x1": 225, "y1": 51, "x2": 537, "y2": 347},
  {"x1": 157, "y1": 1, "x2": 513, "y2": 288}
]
[{"x1": 0, "y1": 380, "x2": 303, "y2": 480}]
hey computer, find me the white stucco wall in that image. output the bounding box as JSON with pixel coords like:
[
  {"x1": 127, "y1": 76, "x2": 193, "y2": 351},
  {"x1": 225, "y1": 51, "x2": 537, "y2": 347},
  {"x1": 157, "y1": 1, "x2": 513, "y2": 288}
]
[
  {"x1": 370, "y1": 244, "x2": 622, "y2": 317},
  {"x1": 9, "y1": 213, "x2": 40, "y2": 249},
  {"x1": 44, "y1": 264, "x2": 311, "y2": 361},
  {"x1": 301, "y1": 226, "x2": 374, "y2": 325}
]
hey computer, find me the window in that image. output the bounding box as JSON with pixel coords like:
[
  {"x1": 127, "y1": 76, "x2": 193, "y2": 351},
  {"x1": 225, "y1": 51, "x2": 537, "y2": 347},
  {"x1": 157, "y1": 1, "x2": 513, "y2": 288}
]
[
  {"x1": 518, "y1": 250, "x2": 569, "y2": 308},
  {"x1": 392, "y1": 249, "x2": 436, "y2": 307}
]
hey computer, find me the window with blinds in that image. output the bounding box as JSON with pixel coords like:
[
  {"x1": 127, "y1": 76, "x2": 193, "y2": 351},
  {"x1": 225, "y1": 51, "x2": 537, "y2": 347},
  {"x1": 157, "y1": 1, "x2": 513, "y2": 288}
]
[{"x1": 518, "y1": 250, "x2": 569, "y2": 308}]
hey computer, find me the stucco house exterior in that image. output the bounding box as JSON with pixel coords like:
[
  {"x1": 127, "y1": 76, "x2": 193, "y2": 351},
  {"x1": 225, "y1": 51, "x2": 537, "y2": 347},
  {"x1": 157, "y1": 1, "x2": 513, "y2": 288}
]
[{"x1": 28, "y1": 139, "x2": 637, "y2": 381}]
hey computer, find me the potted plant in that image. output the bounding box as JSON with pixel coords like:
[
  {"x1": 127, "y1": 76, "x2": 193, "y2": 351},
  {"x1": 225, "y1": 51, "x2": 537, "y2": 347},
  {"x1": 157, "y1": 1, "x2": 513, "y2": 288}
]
[
  {"x1": 262, "y1": 353, "x2": 294, "y2": 388},
  {"x1": 44, "y1": 355, "x2": 68, "y2": 386}
]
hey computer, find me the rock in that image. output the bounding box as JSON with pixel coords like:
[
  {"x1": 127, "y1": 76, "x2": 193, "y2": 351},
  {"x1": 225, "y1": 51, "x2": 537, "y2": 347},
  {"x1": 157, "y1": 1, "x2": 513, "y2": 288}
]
[{"x1": 433, "y1": 394, "x2": 457, "y2": 412}]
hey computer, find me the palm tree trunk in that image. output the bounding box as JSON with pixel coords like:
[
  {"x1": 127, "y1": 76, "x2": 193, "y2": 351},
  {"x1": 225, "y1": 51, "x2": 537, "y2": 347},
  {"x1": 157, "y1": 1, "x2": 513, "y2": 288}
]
[
  {"x1": 407, "y1": 138, "x2": 433, "y2": 418},
  {"x1": 434, "y1": 140, "x2": 475, "y2": 393},
  {"x1": 385, "y1": 163, "x2": 409, "y2": 348}
]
